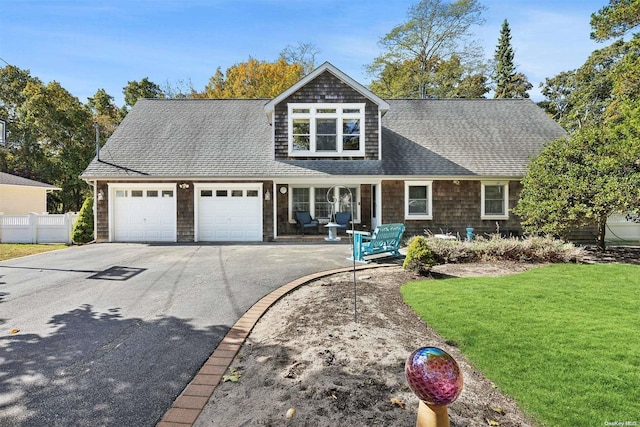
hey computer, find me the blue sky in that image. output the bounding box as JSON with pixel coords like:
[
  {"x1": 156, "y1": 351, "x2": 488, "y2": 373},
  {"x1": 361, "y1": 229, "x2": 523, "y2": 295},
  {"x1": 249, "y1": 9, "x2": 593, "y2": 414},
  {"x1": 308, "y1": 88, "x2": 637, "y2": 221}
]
[{"x1": 2, "y1": 0, "x2": 607, "y2": 106}]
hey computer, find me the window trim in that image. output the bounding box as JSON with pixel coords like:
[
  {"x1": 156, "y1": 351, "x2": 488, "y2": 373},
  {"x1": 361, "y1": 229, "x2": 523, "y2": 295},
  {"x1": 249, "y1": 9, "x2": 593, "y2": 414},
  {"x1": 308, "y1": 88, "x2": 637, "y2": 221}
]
[
  {"x1": 481, "y1": 181, "x2": 509, "y2": 220},
  {"x1": 287, "y1": 103, "x2": 365, "y2": 157},
  {"x1": 288, "y1": 185, "x2": 361, "y2": 223},
  {"x1": 404, "y1": 181, "x2": 433, "y2": 220}
]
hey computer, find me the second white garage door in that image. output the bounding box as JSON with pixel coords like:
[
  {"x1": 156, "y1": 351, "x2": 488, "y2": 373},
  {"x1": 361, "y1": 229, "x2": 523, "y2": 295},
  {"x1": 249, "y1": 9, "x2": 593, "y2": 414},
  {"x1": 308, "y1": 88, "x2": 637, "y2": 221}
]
[{"x1": 197, "y1": 185, "x2": 263, "y2": 241}]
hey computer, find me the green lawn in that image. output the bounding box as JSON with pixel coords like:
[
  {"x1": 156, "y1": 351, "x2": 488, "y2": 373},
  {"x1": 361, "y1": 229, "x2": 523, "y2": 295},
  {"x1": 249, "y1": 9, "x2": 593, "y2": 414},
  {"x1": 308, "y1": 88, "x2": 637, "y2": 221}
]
[
  {"x1": 401, "y1": 264, "x2": 640, "y2": 426},
  {"x1": 0, "y1": 243, "x2": 68, "y2": 261}
]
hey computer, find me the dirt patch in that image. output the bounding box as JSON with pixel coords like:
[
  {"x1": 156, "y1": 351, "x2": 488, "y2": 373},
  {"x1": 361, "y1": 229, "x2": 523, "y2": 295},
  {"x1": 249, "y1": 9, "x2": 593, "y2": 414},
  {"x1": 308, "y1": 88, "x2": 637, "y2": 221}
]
[{"x1": 195, "y1": 262, "x2": 543, "y2": 427}]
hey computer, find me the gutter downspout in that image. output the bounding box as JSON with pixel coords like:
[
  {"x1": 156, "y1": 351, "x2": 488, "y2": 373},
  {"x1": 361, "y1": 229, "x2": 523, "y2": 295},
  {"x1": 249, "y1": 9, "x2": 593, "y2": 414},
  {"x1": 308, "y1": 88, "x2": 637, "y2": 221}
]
[{"x1": 92, "y1": 180, "x2": 97, "y2": 242}]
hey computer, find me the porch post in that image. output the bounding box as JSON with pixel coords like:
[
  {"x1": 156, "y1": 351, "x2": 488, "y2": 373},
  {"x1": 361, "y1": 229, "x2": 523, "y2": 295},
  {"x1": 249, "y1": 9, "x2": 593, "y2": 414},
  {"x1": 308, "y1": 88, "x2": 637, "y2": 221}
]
[
  {"x1": 272, "y1": 181, "x2": 277, "y2": 241},
  {"x1": 374, "y1": 181, "x2": 383, "y2": 229}
]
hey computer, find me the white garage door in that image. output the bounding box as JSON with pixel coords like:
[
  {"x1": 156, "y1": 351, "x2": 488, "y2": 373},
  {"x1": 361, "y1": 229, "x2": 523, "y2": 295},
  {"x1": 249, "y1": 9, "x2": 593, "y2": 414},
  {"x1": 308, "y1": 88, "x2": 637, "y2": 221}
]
[
  {"x1": 112, "y1": 187, "x2": 176, "y2": 242},
  {"x1": 197, "y1": 186, "x2": 263, "y2": 241}
]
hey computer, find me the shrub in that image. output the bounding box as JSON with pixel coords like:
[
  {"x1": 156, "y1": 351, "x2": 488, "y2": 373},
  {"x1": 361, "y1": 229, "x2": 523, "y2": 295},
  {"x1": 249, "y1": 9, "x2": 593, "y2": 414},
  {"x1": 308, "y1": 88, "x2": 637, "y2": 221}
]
[
  {"x1": 72, "y1": 196, "x2": 94, "y2": 244},
  {"x1": 418, "y1": 234, "x2": 585, "y2": 264},
  {"x1": 403, "y1": 236, "x2": 437, "y2": 275}
]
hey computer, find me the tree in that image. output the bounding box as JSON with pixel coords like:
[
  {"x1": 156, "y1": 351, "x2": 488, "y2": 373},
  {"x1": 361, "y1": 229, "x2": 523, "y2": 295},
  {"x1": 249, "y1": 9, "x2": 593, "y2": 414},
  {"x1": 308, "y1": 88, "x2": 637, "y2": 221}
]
[
  {"x1": 279, "y1": 42, "x2": 320, "y2": 75},
  {"x1": 493, "y1": 19, "x2": 532, "y2": 98},
  {"x1": 123, "y1": 77, "x2": 164, "y2": 109},
  {"x1": 196, "y1": 57, "x2": 304, "y2": 99},
  {"x1": 0, "y1": 65, "x2": 41, "y2": 123},
  {"x1": 541, "y1": 0, "x2": 640, "y2": 130},
  {"x1": 431, "y1": 54, "x2": 490, "y2": 98},
  {"x1": 514, "y1": 101, "x2": 640, "y2": 250},
  {"x1": 0, "y1": 66, "x2": 39, "y2": 170},
  {"x1": 18, "y1": 80, "x2": 95, "y2": 212},
  {"x1": 523, "y1": 2, "x2": 640, "y2": 249},
  {"x1": 87, "y1": 88, "x2": 123, "y2": 141},
  {"x1": 72, "y1": 196, "x2": 94, "y2": 244},
  {"x1": 160, "y1": 78, "x2": 197, "y2": 99},
  {"x1": 539, "y1": 70, "x2": 576, "y2": 122},
  {"x1": 539, "y1": 39, "x2": 633, "y2": 131},
  {"x1": 591, "y1": 0, "x2": 640, "y2": 41},
  {"x1": 367, "y1": 0, "x2": 487, "y2": 99}
]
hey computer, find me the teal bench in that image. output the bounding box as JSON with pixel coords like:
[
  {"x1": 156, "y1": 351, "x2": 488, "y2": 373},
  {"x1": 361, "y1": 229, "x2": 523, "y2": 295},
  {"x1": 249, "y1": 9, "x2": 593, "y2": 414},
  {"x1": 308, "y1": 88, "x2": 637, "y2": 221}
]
[{"x1": 349, "y1": 223, "x2": 406, "y2": 263}]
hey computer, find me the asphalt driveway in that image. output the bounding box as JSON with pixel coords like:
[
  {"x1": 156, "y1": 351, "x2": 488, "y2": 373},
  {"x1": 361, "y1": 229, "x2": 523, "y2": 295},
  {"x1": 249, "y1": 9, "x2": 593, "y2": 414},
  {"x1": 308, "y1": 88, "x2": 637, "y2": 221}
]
[{"x1": 0, "y1": 243, "x2": 354, "y2": 427}]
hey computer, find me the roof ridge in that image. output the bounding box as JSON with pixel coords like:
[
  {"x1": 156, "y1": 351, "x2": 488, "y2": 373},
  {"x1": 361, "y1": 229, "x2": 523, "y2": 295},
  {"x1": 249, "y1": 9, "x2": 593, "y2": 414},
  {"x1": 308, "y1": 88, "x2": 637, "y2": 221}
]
[
  {"x1": 385, "y1": 98, "x2": 533, "y2": 102},
  {"x1": 139, "y1": 98, "x2": 271, "y2": 102}
]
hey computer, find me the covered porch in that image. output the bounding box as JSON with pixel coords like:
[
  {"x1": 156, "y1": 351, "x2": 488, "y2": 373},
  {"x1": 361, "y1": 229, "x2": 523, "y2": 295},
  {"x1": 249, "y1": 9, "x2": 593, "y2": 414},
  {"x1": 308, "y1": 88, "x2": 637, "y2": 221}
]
[{"x1": 270, "y1": 180, "x2": 381, "y2": 241}]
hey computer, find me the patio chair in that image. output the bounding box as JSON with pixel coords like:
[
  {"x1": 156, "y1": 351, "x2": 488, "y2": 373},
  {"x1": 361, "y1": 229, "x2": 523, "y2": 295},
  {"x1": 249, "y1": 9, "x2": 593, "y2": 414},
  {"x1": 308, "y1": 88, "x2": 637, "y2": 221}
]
[
  {"x1": 294, "y1": 211, "x2": 319, "y2": 235},
  {"x1": 335, "y1": 211, "x2": 351, "y2": 233}
]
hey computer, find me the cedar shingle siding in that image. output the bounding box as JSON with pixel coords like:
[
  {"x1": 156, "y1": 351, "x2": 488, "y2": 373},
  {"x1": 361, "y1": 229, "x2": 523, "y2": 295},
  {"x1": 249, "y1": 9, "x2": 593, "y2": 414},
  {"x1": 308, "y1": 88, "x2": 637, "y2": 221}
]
[
  {"x1": 96, "y1": 181, "x2": 109, "y2": 242},
  {"x1": 273, "y1": 71, "x2": 380, "y2": 160},
  {"x1": 177, "y1": 183, "x2": 194, "y2": 242},
  {"x1": 379, "y1": 180, "x2": 525, "y2": 238}
]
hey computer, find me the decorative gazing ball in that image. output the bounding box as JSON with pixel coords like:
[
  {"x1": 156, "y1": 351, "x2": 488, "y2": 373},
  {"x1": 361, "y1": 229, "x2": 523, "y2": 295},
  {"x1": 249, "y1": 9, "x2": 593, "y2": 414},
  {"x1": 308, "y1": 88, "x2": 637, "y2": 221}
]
[{"x1": 405, "y1": 347, "x2": 463, "y2": 406}]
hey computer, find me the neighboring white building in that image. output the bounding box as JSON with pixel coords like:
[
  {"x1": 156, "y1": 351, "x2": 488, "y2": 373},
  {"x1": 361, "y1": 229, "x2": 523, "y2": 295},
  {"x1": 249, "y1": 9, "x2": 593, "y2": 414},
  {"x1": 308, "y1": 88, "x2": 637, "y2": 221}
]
[{"x1": 0, "y1": 171, "x2": 60, "y2": 214}]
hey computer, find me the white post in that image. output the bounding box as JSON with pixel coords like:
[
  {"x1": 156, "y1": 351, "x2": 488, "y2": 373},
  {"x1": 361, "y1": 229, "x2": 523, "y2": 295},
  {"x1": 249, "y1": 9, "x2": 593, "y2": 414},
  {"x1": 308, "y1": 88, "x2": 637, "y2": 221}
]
[
  {"x1": 64, "y1": 212, "x2": 72, "y2": 244},
  {"x1": 29, "y1": 213, "x2": 38, "y2": 244}
]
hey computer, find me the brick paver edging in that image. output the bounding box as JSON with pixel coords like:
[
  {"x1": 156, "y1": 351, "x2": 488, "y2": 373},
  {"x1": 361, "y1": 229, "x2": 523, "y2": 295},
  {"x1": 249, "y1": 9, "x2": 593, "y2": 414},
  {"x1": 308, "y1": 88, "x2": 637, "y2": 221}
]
[{"x1": 156, "y1": 262, "x2": 397, "y2": 427}]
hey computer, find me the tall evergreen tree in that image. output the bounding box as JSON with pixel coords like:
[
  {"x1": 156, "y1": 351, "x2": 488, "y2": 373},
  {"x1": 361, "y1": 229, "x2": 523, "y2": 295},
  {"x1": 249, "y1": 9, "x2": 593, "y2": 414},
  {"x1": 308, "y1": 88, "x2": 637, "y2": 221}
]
[{"x1": 493, "y1": 19, "x2": 532, "y2": 98}]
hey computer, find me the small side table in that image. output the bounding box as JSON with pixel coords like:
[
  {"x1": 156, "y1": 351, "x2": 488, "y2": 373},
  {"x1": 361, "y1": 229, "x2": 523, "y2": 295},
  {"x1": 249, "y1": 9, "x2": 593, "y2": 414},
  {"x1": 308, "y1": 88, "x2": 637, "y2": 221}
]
[{"x1": 324, "y1": 222, "x2": 341, "y2": 241}]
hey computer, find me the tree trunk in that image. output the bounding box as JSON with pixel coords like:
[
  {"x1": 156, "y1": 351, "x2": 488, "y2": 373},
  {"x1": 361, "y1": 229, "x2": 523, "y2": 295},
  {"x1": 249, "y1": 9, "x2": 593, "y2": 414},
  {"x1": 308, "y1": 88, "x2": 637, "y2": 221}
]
[{"x1": 597, "y1": 215, "x2": 607, "y2": 251}]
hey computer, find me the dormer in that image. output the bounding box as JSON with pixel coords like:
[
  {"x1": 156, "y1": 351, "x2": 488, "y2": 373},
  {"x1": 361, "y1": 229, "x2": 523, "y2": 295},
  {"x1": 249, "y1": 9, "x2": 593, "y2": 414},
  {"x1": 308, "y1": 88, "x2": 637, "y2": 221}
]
[{"x1": 265, "y1": 62, "x2": 389, "y2": 161}]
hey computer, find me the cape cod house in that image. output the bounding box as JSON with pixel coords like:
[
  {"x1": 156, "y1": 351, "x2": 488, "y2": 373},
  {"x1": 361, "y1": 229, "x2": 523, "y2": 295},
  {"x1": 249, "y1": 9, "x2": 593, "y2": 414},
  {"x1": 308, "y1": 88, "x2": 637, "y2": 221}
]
[{"x1": 80, "y1": 62, "x2": 567, "y2": 243}]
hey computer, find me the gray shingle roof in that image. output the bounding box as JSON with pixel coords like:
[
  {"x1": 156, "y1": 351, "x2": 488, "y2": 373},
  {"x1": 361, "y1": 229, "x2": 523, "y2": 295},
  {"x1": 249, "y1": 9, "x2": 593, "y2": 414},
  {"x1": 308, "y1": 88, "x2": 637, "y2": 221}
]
[
  {"x1": 382, "y1": 99, "x2": 567, "y2": 176},
  {"x1": 0, "y1": 171, "x2": 58, "y2": 188},
  {"x1": 81, "y1": 98, "x2": 566, "y2": 180}
]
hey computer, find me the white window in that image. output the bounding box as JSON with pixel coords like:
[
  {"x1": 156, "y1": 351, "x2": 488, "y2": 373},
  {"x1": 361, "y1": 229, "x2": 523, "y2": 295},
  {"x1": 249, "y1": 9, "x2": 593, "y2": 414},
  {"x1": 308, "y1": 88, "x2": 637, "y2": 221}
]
[
  {"x1": 289, "y1": 186, "x2": 359, "y2": 222},
  {"x1": 288, "y1": 103, "x2": 365, "y2": 156},
  {"x1": 405, "y1": 181, "x2": 433, "y2": 220},
  {"x1": 314, "y1": 187, "x2": 333, "y2": 218},
  {"x1": 481, "y1": 181, "x2": 509, "y2": 219},
  {"x1": 291, "y1": 187, "x2": 310, "y2": 213}
]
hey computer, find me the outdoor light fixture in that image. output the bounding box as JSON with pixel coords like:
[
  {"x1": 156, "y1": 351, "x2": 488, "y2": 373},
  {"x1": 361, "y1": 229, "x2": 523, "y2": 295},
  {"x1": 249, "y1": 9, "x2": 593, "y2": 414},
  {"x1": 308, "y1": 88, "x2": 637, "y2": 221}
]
[
  {"x1": 179, "y1": 183, "x2": 190, "y2": 189},
  {"x1": 97, "y1": 189, "x2": 105, "y2": 202},
  {"x1": 264, "y1": 189, "x2": 271, "y2": 201}
]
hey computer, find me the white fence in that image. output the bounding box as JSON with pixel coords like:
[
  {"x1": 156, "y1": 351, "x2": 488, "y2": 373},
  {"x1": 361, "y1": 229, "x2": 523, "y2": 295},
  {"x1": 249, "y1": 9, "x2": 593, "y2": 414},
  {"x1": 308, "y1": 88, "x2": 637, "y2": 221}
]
[{"x1": 0, "y1": 213, "x2": 79, "y2": 244}]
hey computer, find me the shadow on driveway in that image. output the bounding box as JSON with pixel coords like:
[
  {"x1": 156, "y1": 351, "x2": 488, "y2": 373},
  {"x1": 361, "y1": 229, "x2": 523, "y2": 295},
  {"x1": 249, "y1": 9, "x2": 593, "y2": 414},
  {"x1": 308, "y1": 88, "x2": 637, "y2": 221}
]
[{"x1": 0, "y1": 305, "x2": 227, "y2": 427}]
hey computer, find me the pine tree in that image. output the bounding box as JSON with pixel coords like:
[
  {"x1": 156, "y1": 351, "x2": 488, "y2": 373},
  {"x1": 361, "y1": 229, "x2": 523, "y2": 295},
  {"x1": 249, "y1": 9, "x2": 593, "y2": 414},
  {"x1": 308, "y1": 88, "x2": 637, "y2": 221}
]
[{"x1": 493, "y1": 19, "x2": 532, "y2": 98}]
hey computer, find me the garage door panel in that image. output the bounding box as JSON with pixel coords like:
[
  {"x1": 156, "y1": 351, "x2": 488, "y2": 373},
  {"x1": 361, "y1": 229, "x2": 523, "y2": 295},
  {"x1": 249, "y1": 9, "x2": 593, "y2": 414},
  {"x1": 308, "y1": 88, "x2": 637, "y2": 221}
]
[
  {"x1": 197, "y1": 186, "x2": 263, "y2": 242},
  {"x1": 113, "y1": 187, "x2": 176, "y2": 242}
]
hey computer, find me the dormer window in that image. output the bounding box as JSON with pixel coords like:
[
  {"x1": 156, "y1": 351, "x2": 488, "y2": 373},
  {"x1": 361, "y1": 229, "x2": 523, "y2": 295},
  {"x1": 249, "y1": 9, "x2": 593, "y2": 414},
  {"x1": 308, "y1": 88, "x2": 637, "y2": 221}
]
[{"x1": 288, "y1": 103, "x2": 365, "y2": 156}]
